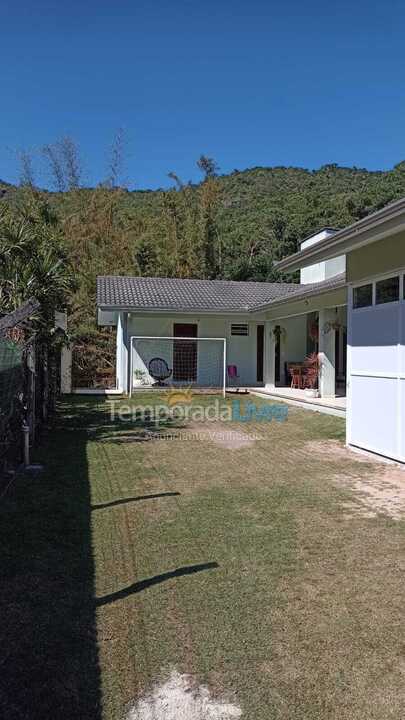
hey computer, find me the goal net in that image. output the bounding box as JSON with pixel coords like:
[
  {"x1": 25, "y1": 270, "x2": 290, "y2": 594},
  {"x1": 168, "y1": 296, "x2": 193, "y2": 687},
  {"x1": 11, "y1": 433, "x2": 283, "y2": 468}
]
[{"x1": 130, "y1": 336, "x2": 226, "y2": 397}]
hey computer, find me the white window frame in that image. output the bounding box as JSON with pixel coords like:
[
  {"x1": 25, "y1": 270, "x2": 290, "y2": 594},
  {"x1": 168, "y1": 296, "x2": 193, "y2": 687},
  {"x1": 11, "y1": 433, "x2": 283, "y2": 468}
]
[
  {"x1": 351, "y1": 268, "x2": 405, "y2": 312},
  {"x1": 375, "y1": 274, "x2": 401, "y2": 306},
  {"x1": 352, "y1": 282, "x2": 373, "y2": 310}
]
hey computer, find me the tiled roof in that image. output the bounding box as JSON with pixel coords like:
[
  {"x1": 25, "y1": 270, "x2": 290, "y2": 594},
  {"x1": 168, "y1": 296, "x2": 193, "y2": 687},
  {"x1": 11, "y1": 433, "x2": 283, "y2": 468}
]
[
  {"x1": 97, "y1": 273, "x2": 346, "y2": 314},
  {"x1": 97, "y1": 276, "x2": 304, "y2": 312}
]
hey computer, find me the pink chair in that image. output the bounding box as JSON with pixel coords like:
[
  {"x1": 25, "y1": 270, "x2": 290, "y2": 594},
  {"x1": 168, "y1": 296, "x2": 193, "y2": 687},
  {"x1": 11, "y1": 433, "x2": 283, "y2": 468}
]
[{"x1": 227, "y1": 365, "x2": 239, "y2": 385}]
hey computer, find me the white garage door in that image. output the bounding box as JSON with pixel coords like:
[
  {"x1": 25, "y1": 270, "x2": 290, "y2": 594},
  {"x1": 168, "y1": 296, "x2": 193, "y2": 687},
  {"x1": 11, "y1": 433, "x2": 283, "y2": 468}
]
[{"x1": 347, "y1": 271, "x2": 405, "y2": 462}]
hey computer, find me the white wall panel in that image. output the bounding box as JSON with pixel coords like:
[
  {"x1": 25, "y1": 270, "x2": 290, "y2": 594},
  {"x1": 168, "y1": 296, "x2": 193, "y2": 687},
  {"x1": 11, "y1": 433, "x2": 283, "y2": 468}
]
[
  {"x1": 348, "y1": 275, "x2": 405, "y2": 462},
  {"x1": 400, "y1": 305, "x2": 405, "y2": 375},
  {"x1": 351, "y1": 305, "x2": 399, "y2": 374},
  {"x1": 400, "y1": 379, "x2": 405, "y2": 460},
  {"x1": 350, "y1": 376, "x2": 398, "y2": 458}
]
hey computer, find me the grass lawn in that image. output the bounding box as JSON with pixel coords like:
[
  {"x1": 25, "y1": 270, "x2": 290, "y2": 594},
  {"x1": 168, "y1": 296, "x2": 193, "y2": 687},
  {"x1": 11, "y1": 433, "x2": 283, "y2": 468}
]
[{"x1": 1, "y1": 392, "x2": 405, "y2": 719}]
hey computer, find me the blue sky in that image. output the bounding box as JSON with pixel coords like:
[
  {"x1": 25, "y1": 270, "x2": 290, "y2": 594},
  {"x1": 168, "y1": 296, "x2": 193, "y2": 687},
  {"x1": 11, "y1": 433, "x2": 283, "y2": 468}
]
[{"x1": 2, "y1": 0, "x2": 405, "y2": 189}]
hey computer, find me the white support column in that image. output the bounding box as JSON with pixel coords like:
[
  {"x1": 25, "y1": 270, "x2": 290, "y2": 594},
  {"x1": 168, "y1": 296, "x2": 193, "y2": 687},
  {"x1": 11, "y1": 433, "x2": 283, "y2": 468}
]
[
  {"x1": 116, "y1": 312, "x2": 124, "y2": 392},
  {"x1": 60, "y1": 345, "x2": 72, "y2": 394},
  {"x1": 264, "y1": 320, "x2": 276, "y2": 389},
  {"x1": 122, "y1": 313, "x2": 130, "y2": 395},
  {"x1": 318, "y1": 309, "x2": 336, "y2": 397},
  {"x1": 279, "y1": 329, "x2": 287, "y2": 386}
]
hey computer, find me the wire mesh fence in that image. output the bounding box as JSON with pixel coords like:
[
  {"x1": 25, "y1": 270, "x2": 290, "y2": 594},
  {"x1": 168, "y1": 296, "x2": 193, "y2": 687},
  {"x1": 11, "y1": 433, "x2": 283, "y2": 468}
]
[{"x1": 0, "y1": 300, "x2": 61, "y2": 477}]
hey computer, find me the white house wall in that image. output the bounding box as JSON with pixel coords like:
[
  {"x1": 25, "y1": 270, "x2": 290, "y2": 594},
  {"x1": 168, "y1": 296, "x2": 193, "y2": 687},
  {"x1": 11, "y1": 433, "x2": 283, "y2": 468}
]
[
  {"x1": 299, "y1": 229, "x2": 345, "y2": 285},
  {"x1": 300, "y1": 262, "x2": 326, "y2": 285},
  {"x1": 125, "y1": 313, "x2": 265, "y2": 389},
  {"x1": 300, "y1": 255, "x2": 345, "y2": 285},
  {"x1": 97, "y1": 309, "x2": 118, "y2": 326},
  {"x1": 325, "y1": 255, "x2": 346, "y2": 280},
  {"x1": 347, "y1": 273, "x2": 405, "y2": 462}
]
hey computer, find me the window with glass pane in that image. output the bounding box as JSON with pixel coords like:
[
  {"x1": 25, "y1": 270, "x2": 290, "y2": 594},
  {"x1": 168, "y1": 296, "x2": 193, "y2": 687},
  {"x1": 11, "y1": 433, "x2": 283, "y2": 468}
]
[
  {"x1": 376, "y1": 276, "x2": 399, "y2": 305},
  {"x1": 353, "y1": 284, "x2": 372, "y2": 309}
]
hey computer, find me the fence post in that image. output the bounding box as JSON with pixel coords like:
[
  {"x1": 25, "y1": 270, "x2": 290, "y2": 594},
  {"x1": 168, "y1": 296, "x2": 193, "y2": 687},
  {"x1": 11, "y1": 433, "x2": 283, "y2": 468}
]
[
  {"x1": 27, "y1": 341, "x2": 36, "y2": 445},
  {"x1": 22, "y1": 421, "x2": 30, "y2": 467},
  {"x1": 42, "y1": 345, "x2": 49, "y2": 421},
  {"x1": 56, "y1": 311, "x2": 72, "y2": 395},
  {"x1": 61, "y1": 345, "x2": 72, "y2": 394}
]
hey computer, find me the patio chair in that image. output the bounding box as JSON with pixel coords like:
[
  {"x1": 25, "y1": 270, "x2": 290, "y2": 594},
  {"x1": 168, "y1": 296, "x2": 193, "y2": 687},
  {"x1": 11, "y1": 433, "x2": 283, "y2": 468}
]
[
  {"x1": 288, "y1": 364, "x2": 303, "y2": 389},
  {"x1": 148, "y1": 357, "x2": 173, "y2": 386},
  {"x1": 227, "y1": 364, "x2": 239, "y2": 384}
]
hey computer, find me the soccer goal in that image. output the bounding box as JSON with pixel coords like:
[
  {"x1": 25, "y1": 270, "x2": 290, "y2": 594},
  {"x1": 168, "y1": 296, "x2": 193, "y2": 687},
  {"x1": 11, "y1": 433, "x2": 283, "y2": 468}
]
[{"x1": 130, "y1": 336, "x2": 227, "y2": 397}]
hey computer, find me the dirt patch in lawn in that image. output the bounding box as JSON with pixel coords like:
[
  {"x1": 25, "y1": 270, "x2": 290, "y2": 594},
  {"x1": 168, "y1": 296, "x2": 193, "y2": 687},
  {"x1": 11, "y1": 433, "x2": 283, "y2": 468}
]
[
  {"x1": 303, "y1": 439, "x2": 388, "y2": 464},
  {"x1": 127, "y1": 670, "x2": 242, "y2": 720},
  {"x1": 304, "y1": 439, "x2": 405, "y2": 519},
  {"x1": 339, "y1": 466, "x2": 405, "y2": 519}
]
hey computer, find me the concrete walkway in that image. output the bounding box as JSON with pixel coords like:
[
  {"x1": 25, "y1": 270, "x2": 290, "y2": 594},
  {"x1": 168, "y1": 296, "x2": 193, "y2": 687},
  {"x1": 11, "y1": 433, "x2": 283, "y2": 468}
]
[{"x1": 250, "y1": 387, "x2": 346, "y2": 418}]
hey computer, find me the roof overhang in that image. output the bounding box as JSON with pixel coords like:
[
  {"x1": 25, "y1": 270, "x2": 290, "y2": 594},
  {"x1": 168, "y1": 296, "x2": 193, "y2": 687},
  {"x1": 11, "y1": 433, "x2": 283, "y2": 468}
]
[
  {"x1": 254, "y1": 275, "x2": 346, "y2": 313},
  {"x1": 275, "y1": 197, "x2": 405, "y2": 272},
  {"x1": 97, "y1": 304, "x2": 262, "y2": 316}
]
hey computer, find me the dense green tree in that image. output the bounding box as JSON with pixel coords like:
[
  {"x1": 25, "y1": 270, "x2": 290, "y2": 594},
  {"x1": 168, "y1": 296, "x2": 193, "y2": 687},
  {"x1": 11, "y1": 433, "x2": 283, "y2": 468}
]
[
  {"x1": 0, "y1": 194, "x2": 75, "y2": 334},
  {"x1": 3, "y1": 159, "x2": 405, "y2": 385}
]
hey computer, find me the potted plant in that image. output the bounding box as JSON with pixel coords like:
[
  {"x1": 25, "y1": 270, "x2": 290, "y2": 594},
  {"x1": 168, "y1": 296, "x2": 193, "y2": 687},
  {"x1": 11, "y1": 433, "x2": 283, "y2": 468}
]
[
  {"x1": 322, "y1": 320, "x2": 345, "y2": 334},
  {"x1": 133, "y1": 368, "x2": 149, "y2": 386},
  {"x1": 272, "y1": 325, "x2": 287, "y2": 344},
  {"x1": 303, "y1": 352, "x2": 320, "y2": 398}
]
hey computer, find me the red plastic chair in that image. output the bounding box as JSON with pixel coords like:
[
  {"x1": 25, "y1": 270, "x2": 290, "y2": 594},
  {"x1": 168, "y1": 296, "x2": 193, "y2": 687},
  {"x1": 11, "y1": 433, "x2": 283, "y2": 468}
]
[
  {"x1": 289, "y1": 365, "x2": 303, "y2": 389},
  {"x1": 227, "y1": 365, "x2": 239, "y2": 385}
]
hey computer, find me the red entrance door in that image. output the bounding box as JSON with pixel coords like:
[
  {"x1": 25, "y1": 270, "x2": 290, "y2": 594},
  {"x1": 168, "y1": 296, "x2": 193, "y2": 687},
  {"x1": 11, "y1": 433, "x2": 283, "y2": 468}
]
[{"x1": 173, "y1": 324, "x2": 198, "y2": 382}]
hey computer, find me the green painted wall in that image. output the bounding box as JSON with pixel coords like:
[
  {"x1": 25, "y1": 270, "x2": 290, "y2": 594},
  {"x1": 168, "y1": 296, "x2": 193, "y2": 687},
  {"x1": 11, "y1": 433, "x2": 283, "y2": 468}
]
[
  {"x1": 265, "y1": 288, "x2": 347, "y2": 320},
  {"x1": 347, "y1": 232, "x2": 405, "y2": 282}
]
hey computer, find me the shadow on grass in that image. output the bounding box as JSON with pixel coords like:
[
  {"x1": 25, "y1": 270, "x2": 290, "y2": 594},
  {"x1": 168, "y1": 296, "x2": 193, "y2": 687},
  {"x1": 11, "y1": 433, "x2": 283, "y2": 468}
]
[
  {"x1": 0, "y1": 398, "x2": 217, "y2": 719},
  {"x1": 92, "y1": 491, "x2": 181, "y2": 511},
  {"x1": 90, "y1": 420, "x2": 188, "y2": 445},
  {"x1": 95, "y1": 562, "x2": 219, "y2": 607},
  {"x1": 0, "y1": 405, "x2": 101, "y2": 719}
]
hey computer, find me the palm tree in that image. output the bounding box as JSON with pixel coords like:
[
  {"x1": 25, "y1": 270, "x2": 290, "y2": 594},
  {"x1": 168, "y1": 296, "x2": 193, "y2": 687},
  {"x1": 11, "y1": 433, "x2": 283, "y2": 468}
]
[{"x1": 0, "y1": 196, "x2": 75, "y2": 334}]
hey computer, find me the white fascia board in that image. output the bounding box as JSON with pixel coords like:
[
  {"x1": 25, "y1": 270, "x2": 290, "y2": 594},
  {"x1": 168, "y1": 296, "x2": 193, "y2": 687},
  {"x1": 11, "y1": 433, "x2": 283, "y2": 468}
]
[{"x1": 97, "y1": 305, "x2": 267, "y2": 318}]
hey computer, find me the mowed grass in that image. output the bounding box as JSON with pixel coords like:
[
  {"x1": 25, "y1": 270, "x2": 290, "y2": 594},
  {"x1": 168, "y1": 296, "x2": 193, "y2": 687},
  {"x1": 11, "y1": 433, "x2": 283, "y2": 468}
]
[{"x1": 1, "y1": 393, "x2": 405, "y2": 719}]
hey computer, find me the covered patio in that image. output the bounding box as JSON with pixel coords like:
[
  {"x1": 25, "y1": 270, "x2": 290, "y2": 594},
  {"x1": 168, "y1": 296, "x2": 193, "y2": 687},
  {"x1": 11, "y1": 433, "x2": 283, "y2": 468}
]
[{"x1": 260, "y1": 281, "x2": 347, "y2": 414}]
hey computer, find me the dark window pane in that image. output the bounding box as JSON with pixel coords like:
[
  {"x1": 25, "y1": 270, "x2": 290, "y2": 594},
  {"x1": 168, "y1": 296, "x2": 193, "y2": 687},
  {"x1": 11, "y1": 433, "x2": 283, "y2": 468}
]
[
  {"x1": 376, "y1": 276, "x2": 399, "y2": 305},
  {"x1": 353, "y1": 284, "x2": 372, "y2": 309}
]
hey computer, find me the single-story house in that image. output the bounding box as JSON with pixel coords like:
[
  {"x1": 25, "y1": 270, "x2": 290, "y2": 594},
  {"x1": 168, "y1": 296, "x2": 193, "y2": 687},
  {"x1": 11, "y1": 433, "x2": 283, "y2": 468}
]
[{"x1": 97, "y1": 195, "x2": 405, "y2": 462}]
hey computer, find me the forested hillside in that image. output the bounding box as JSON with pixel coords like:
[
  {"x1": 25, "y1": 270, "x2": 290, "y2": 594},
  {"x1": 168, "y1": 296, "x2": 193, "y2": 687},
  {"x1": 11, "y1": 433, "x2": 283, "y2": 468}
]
[{"x1": 2, "y1": 160, "x2": 405, "y2": 384}]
